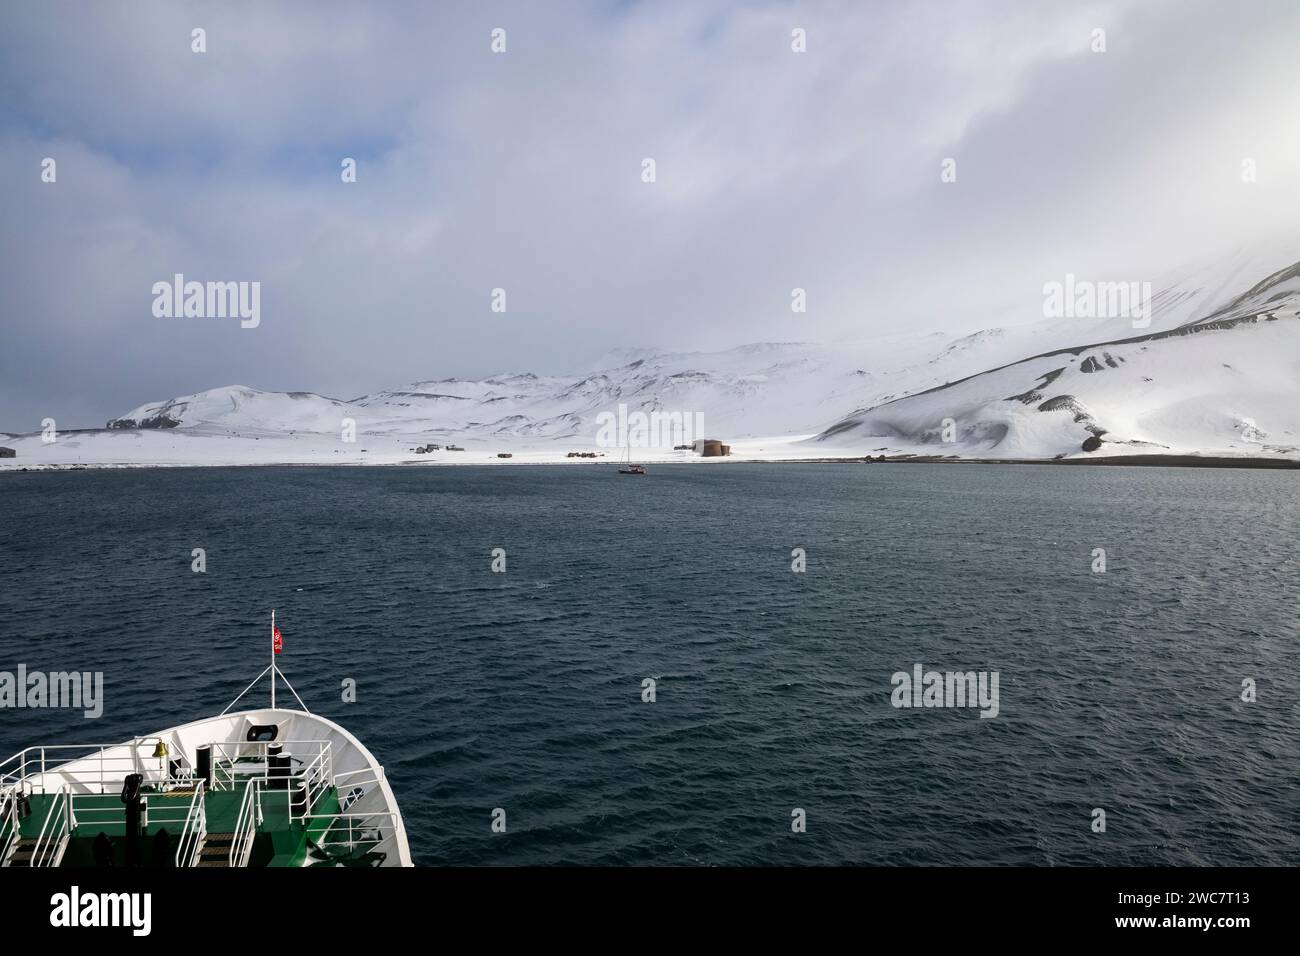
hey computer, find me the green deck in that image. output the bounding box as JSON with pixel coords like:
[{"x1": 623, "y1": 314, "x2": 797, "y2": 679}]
[{"x1": 13, "y1": 783, "x2": 345, "y2": 867}]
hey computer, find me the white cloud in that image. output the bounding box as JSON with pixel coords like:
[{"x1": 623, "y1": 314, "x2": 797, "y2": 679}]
[{"x1": 1, "y1": 0, "x2": 1297, "y2": 427}]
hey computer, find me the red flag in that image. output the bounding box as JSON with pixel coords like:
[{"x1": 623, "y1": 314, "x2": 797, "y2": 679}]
[{"x1": 272, "y1": 626, "x2": 283, "y2": 654}]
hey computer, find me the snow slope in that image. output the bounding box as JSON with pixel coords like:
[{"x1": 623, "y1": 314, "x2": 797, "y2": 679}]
[
  {"x1": 108, "y1": 386, "x2": 353, "y2": 434},
  {"x1": 3, "y1": 249, "x2": 1298, "y2": 468},
  {"x1": 814, "y1": 261, "x2": 1300, "y2": 459}
]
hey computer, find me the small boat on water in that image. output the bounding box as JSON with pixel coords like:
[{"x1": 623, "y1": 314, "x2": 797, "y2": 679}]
[
  {"x1": 0, "y1": 613, "x2": 412, "y2": 868},
  {"x1": 617, "y1": 445, "x2": 646, "y2": 475}
]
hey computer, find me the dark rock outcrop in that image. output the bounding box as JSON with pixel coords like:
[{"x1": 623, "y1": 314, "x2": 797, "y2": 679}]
[{"x1": 107, "y1": 414, "x2": 181, "y2": 430}]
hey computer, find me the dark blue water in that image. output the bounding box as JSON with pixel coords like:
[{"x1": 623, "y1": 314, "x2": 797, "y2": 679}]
[{"x1": 1, "y1": 464, "x2": 1297, "y2": 865}]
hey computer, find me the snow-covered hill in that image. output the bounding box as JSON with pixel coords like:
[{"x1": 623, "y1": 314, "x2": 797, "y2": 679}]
[
  {"x1": 4, "y1": 248, "x2": 1298, "y2": 468},
  {"x1": 109, "y1": 386, "x2": 353, "y2": 434},
  {"x1": 97, "y1": 334, "x2": 1054, "y2": 451},
  {"x1": 815, "y1": 260, "x2": 1300, "y2": 459}
]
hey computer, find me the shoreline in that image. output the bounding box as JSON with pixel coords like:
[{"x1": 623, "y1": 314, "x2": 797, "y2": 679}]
[{"x1": 4, "y1": 453, "x2": 1298, "y2": 474}]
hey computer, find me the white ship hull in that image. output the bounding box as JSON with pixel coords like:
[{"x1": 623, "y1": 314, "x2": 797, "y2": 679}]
[{"x1": 2, "y1": 706, "x2": 413, "y2": 867}]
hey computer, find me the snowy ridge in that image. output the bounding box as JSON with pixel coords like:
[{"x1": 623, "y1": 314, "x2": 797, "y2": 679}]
[
  {"x1": 4, "y1": 248, "x2": 1299, "y2": 468},
  {"x1": 110, "y1": 386, "x2": 353, "y2": 434},
  {"x1": 106, "y1": 336, "x2": 1041, "y2": 444},
  {"x1": 815, "y1": 259, "x2": 1300, "y2": 459}
]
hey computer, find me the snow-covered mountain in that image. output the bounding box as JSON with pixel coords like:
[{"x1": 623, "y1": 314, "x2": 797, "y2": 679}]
[
  {"x1": 102, "y1": 333, "x2": 1060, "y2": 445},
  {"x1": 5, "y1": 247, "x2": 1298, "y2": 468},
  {"x1": 108, "y1": 387, "x2": 353, "y2": 434},
  {"x1": 815, "y1": 259, "x2": 1300, "y2": 460}
]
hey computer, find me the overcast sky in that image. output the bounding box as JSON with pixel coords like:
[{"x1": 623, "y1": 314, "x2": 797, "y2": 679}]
[{"x1": 2, "y1": 0, "x2": 1298, "y2": 428}]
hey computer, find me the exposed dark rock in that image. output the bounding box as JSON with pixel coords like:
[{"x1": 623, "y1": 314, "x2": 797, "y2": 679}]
[
  {"x1": 1038, "y1": 395, "x2": 1087, "y2": 418},
  {"x1": 1081, "y1": 435, "x2": 1103, "y2": 452},
  {"x1": 1039, "y1": 395, "x2": 1107, "y2": 439},
  {"x1": 1006, "y1": 367, "x2": 1067, "y2": 404},
  {"x1": 107, "y1": 414, "x2": 181, "y2": 430}
]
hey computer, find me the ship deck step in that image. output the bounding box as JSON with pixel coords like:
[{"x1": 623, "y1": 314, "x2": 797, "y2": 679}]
[
  {"x1": 6, "y1": 837, "x2": 39, "y2": 867},
  {"x1": 197, "y1": 832, "x2": 236, "y2": 867}
]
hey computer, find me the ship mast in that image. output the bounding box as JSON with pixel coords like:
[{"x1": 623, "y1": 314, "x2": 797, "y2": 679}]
[
  {"x1": 270, "y1": 608, "x2": 276, "y2": 710},
  {"x1": 219, "y1": 611, "x2": 308, "y2": 715}
]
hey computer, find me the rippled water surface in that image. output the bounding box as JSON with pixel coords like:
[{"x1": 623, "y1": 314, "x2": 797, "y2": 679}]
[{"x1": 1, "y1": 463, "x2": 1297, "y2": 865}]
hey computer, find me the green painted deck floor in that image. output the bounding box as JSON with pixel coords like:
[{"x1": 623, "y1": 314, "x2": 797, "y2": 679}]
[{"x1": 12, "y1": 784, "x2": 342, "y2": 867}]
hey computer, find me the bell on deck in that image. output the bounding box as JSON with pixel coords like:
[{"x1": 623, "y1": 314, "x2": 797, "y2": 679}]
[{"x1": 153, "y1": 740, "x2": 170, "y2": 788}]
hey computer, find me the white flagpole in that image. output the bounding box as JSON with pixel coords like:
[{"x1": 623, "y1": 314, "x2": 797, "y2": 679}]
[{"x1": 270, "y1": 608, "x2": 277, "y2": 709}]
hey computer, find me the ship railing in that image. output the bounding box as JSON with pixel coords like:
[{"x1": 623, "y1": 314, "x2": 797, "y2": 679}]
[
  {"x1": 174, "y1": 781, "x2": 207, "y2": 867},
  {"x1": 229, "y1": 779, "x2": 263, "y2": 868},
  {"x1": 305, "y1": 809, "x2": 401, "y2": 860},
  {"x1": 330, "y1": 767, "x2": 386, "y2": 811},
  {"x1": 208, "y1": 739, "x2": 333, "y2": 796},
  {"x1": 296, "y1": 748, "x2": 332, "y2": 821},
  {"x1": 231, "y1": 756, "x2": 332, "y2": 831},
  {"x1": 333, "y1": 766, "x2": 385, "y2": 786},
  {"x1": 31, "y1": 785, "x2": 73, "y2": 867},
  {"x1": 67, "y1": 788, "x2": 207, "y2": 832},
  {"x1": 0, "y1": 741, "x2": 190, "y2": 794},
  {"x1": 0, "y1": 786, "x2": 20, "y2": 862}
]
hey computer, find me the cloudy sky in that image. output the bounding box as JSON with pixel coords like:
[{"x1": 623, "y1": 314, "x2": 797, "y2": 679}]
[{"x1": 2, "y1": 0, "x2": 1298, "y2": 428}]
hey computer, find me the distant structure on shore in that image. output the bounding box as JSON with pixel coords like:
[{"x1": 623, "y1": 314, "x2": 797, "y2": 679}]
[{"x1": 696, "y1": 439, "x2": 731, "y2": 457}]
